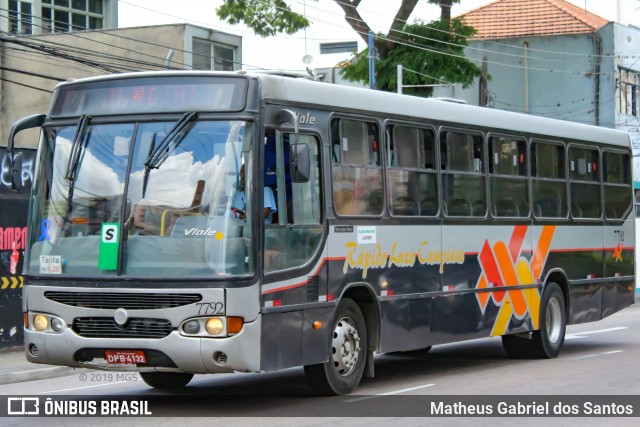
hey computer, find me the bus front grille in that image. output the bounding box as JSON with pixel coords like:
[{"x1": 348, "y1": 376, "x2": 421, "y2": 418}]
[
  {"x1": 73, "y1": 317, "x2": 173, "y2": 339},
  {"x1": 45, "y1": 292, "x2": 202, "y2": 310}
]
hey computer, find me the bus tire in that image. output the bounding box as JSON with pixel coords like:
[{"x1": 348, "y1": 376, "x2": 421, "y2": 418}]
[
  {"x1": 304, "y1": 298, "x2": 367, "y2": 395},
  {"x1": 530, "y1": 282, "x2": 566, "y2": 358},
  {"x1": 501, "y1": 334, "x2": 531, "y2": 358},
  {"x1": 140, "y1": 372, "x2": 194, "y2": 389}
]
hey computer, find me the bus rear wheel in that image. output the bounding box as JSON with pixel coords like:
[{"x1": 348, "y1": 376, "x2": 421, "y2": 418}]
[
  {"x1": 140, "y1": 372, "x2": 194, "y2": 389},
  {"x1": 501, "y1": 282, "x2": 566, "y2": 359},
  {"x1": 304, "y1": 298, "x2": 367, "y2": 395}
]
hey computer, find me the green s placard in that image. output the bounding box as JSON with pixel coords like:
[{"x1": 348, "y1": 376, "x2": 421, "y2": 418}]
[{"x1": 99, "y1": 223, "x2": 120, "y2": 270}]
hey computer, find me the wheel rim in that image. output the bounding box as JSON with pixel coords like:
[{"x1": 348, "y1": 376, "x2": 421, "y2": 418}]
[
  {"x1": 546, "y1": 297, "x2": 563, "y2": 344},
  {"x1": 331, "y1": 316, "x2": 361, "y2": 377}
]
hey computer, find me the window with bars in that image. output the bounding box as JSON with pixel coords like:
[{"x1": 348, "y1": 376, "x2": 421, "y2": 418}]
[
  {"x1": 617, "y1": 68, "x2": 640, "y2": 117},
  {"x1": 41, "y1": 0, "x2": 104, "y2": 33}
]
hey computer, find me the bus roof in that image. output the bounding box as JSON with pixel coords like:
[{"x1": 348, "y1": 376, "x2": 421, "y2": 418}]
[{"x1": 54, "y1": 70, "x2": 631, "y2": 149}]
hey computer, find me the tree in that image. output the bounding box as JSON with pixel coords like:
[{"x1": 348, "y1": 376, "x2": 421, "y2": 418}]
[{"x1": 216, "y1": 0, "x2": 481, "y2": 96}]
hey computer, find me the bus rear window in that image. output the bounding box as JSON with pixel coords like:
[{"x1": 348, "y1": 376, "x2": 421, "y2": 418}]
[{"x1": 50, "y1": 76, "x2": 247, "y2": 117}]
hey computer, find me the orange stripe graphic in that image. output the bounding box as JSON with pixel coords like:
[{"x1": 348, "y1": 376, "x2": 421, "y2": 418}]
[
  {"x1": 508, "y1": 225, "x2": 528, "y2": 263},
  {"x1": 531, "y1": 226, "x2": 555, "y2": 280},
  {"x1": 493, "y1": 241, "x2": 527, "y2": 317}
]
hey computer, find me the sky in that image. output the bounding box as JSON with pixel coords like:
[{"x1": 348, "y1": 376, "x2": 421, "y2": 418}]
[{"x1": 117, "y1": 0, "x2": 638, "y2": 71}]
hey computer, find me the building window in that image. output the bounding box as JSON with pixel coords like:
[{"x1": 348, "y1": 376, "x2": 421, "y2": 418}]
[
  {"x1": 192, "y1": 39, "x2": 235, "y2": 71},
  {"x1": 41, "y1": 0, "x2": 104, "y2": 33},
  {"x1": 9, "y1": 0, "x2": 33, "y2": 35},
  {"x1": 618, "y1": 68, "x2": 640, "y2": 117}
]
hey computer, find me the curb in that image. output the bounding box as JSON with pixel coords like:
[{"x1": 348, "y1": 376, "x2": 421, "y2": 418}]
[{"x1": 0, "y1": 366, "x2": 80, "y2": 386}]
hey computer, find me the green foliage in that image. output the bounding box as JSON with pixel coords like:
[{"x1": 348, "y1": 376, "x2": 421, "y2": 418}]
[
  {"x1": 340, "y1": 20, "x2": 481, "y2": 97},
  {"x1": 216, "y1": 0, "x2": 311, "y2": 37}
]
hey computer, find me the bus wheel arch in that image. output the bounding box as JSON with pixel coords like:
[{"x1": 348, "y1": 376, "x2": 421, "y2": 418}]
[
  {"x1": 341, "y1": 284, "x2": 380, "y2": 365},
  {"x1": 544, "y1": 271, "x2": 570, "y2": 321}
]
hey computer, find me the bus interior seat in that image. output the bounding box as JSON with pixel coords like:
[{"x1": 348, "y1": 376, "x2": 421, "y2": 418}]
[
  {"x1": 445, "y1": 199, "x2": 472, "y2": 216},
  {"x1": 535, "y1": 197, "x2": 561, "y2": 218},
  {"x1": 392, "y1": 196, "x2": 419, "y2": 215},
  {"x1": 471, "y1": 202, "x2": 486, "y2": 216},
  {"x1": 419, "y1": 199, "x2": 438, "y2": 216},
  {"x1": 495, "y1": 199, "x2": 520, "y2": 217}
]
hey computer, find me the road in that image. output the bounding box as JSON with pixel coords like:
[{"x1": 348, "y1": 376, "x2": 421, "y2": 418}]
[{"x1": 2, "y1": 302, "x2": 640, "y2": 426}]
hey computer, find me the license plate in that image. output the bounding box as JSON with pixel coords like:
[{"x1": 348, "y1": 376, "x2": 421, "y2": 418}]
[{"x1": 105, "y1": 350, "x2": 146, "y2": 365}]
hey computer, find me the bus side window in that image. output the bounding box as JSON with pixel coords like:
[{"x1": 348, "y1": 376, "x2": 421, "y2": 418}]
[
  {"x1": 440, "y1": 130, "x2": 485, "y2": 217},
  {"x1": 387, "y1": 125, "x2": 437, "y2": 217},
  {"x1": 531, "y1": 141, "x2": 567, "y2": 218},
  {"x1": 331, "y1": 118, "x2": 383, "y2": 216}
]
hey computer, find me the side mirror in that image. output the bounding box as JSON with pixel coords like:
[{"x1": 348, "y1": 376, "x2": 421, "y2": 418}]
[
  {"x1": 7, "y1": 113, "x2": 46, "y2": 191},
  {"x1": 11, "y1": 152, "x2": 23, "y2": 191},
  {"x1": 290, "y1": 144, "x2": 310, "y2": 183}
]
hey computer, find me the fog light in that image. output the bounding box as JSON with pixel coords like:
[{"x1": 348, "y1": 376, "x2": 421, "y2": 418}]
[
  {"x1": 33, "y1": 314, "x2": 48, "y2": 331},
  {"x1": 205, "y1": 318, "x2": 224, "y2": 335},
  {"x1": 51, "y1": 317, "x2": 64, "y2": 333},
  {"x1": 183, "y1": 319, "x2": 201, "y2": 335}
]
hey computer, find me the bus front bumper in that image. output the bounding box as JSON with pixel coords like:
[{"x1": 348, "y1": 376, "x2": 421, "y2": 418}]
[{"x1": 23, "y1": 315, "x2": 262, "y2": 375}]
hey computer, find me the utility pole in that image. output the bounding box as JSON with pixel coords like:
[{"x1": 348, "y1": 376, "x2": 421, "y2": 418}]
[
  {"x1": 368, "y1": 31, "x2": 375, "y2": 89},
  {"x1": 397, "y1": 64, "x2": 403, "y2": 94}
]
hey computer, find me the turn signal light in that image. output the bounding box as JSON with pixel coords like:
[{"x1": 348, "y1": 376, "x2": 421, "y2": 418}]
[{"x1": 227, "y1": 317, "x2": 244, "y2": 335}]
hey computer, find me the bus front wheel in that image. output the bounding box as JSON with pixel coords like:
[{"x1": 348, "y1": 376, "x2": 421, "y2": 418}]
[
  {"x1": 304, "y1": 298, "x2": 368, "y2": 395},
  {"x1": 140, "y1": 372, "x2": 194, "y2": 389}
]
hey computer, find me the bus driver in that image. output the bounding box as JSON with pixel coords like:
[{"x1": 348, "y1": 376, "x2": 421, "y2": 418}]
[{"x1": 232, "y1": 164, "x2": 277, "y2": 223}]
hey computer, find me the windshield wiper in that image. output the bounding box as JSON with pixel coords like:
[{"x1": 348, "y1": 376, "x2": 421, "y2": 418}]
[
  {"x1": 144, "y1": 112, "x2": 198, "y2": 170},
  {"x1": 142, "y1": 133, "x2": 156, "y2": 198},
  {"x1": 64, "y1": 114, "x2": 91, "y2": 181}
]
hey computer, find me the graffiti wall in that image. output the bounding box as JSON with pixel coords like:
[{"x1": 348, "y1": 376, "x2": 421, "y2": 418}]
[{"x1": 0, "y1": 147, "x2": 36, "y2": 350}]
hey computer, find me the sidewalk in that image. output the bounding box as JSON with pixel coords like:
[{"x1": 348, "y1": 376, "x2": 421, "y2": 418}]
[{"x1": 0, "y1": 347, "x2": 79, "y2": 386}]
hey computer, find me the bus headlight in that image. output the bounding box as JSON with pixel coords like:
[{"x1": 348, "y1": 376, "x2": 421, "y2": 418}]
[
  {"x1": 31, "y1": 313, "x2": 65, "y2": 333},
  {"x1": 51, "y1": 317, "x2": 64, "y2": 333},
  {"x1": 179, "y1": 316, "x2": 243, "y2": 337},
  {"x1": 183, "y1": 319, "x2": 201, "y2": 335},
  {"x1": 206, "y1": 318, "x2": 224, "y2": 336},
  {"x1": 33, "y1": 314, "x2": 48, "y2": 331}
]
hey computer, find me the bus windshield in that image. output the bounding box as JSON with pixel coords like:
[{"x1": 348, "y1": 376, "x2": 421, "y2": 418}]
[{"x1": 26, "y1": 119, "x2": 254, "y2": 278}]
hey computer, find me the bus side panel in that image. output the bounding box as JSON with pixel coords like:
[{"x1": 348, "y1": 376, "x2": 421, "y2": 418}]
[
  {"x1": 260, "y1": 311, "x2": 303, "y2": 372},
  {"x1": 378, "y1": 299, "x2": 409, "y2": 353},
  {"x1": 602, "y1": 216, "x2": 635, "y2": 318},
  {"x1": 601, "y1": 280, "x2": 635, "y2": 318},
  {"x1": 567, "y1": 282, "x2": 603, "y2": 324},
  {"x1": 301, "y1": 307, "x2": 334, "y2": 366}
]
